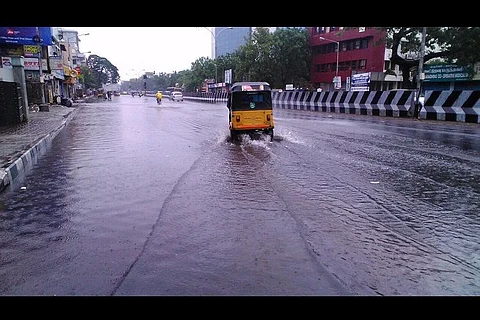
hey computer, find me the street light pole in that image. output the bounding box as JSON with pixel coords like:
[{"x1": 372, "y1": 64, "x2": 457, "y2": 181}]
[
  {"x1": 319, "y1": 36, "x2": 340, "y2": 89},
  {"x1": 415, "y1": 27, "x2": 427, "y2": 118}
]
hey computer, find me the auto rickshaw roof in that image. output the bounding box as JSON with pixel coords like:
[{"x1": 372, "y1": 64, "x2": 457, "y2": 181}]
[{"x1": 230, "y1": 82, "x2": 271, "y2": 92}]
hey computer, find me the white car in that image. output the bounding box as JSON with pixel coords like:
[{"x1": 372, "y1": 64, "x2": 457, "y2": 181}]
[{"x1": 171, "y1": 91, "x2": 184, "y2": 101}]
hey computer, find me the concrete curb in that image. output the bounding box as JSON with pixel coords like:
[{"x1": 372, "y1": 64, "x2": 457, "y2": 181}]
[{"x1": 0, "y1": 106, "x2": 80, "y2": 193}]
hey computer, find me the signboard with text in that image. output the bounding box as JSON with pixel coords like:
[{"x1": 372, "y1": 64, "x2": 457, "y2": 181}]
[
  {"x1": 23, "y1": 57, "x2": 48, "y2": 71},
  {"x1": 0, "y1": 27, "x2": 53, "y2": 45},
  {"x1": 423, "y1": 64, "x2": 472, "y2": 82},
  {"x1": 351, "y1": 72, "x2": 371, "y2": 85},
  {"x1": 350, "y1": 72, "x2": 371, "y2": 91},
  {"x1": 23, "y1": 45, "x2": 40, "y2": 57},
  {"x1": 49, "y1": 56, "x2": 63, "y2": 70},
  {"x1": 224, "y1": 69, "x2": 232, "y2": 84},
  {"x1": 1, "y1": 57, "x2": 13, "y2": 68}
]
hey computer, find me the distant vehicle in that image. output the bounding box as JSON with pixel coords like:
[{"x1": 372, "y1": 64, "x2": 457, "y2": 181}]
[{"x1": 171, "y1": 91, "x2": 184, "y2": 102}]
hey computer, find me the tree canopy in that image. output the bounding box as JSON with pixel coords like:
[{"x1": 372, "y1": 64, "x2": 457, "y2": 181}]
[
  {"x1": 383, "y1": 27, "x2": 480, "y2": 88},
  {"x1": 85, "y1": 54, "x2": 120, "y2": 89}
]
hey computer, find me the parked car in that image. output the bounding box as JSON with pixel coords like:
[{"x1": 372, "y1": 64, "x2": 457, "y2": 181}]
[{"x1": 170, "y1": 91, "x2": 184, "y2": 102}]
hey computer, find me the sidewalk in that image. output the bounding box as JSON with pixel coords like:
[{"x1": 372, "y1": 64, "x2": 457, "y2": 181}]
[{"x1": 0, "y1": 100, "x2": 87, "y2": 194}]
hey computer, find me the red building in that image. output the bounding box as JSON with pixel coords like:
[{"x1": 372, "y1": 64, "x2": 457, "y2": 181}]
[{"x1": 309, "y1": 27, "x2": 390, "y2": 91}]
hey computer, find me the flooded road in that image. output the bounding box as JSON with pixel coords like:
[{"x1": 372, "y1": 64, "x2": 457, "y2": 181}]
[{"x1": 1, "y1": 95, "x2": 479, "y2": 295}]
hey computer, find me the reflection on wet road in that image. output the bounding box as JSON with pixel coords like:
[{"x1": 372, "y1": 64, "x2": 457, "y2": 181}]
[{"x1": 0, "y1": 96, "x2": 479, "y2": 295}]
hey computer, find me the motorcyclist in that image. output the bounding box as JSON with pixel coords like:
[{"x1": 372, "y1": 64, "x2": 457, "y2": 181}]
[{"x1": 155, "y1": 91, "x2": 163, "y2": 104}]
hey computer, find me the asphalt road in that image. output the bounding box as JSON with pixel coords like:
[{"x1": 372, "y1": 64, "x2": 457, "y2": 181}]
[{"x1": 0, "y1": 94, "x2": 479, "y2": 296}]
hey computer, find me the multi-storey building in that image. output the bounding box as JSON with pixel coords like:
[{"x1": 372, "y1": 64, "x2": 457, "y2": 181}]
[
  {"x1": 309, "y1": 27, "x2": 403, "y2": 91},
  {"x1": 0, "y1": 27, "x2": 88, "y2": 122},
  {"x1": 213, "y1": 27, "x2": 251, "y2": 59},
  {"x1": 57, "y1": 28, "x2": 89, "y2": 98}
]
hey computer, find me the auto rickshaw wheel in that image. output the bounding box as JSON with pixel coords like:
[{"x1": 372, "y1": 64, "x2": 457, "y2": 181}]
[
  {"x1": 267, "y1": 129, "x2": 274, "y2": 141},
  {"x1": 230, "y1": 130, "x2": 238, "y2": 142}
]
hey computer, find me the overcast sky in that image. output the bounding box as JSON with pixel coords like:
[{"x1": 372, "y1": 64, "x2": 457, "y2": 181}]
[{"x1": 63, "y1": 27, "x2": 213, "y2": 81}]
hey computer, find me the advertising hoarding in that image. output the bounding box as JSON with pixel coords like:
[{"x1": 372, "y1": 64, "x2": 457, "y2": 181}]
[{"x1": 0, "y1": 27, "x2": 53, "y2": 46}]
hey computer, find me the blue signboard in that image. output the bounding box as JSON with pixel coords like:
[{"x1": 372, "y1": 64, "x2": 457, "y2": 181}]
[
  {"x1": 351, "y1": 72, "x2": 371, "y2": 85},
  {"x1": 0, "y1": 27, "x2": 53, "y2": 45}
]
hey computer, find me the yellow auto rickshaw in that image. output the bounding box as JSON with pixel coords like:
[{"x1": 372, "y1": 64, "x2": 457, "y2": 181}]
[{"x1": 227, "y1": 81, "x2": 274, "y2": 141}]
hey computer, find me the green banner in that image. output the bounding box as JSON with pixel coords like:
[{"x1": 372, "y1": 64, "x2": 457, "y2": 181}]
[{"x1": 423, "y1": 64, "x2": 472, "y2": 82}]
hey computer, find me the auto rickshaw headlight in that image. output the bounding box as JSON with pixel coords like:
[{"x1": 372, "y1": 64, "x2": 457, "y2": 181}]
[{"x1": 236, "y1": 115, "x2": 240, "y2": 122}]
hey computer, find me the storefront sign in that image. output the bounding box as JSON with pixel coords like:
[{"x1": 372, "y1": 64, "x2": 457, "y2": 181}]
[
  {"x1": 424, "y1": 64, "x2": 472, "y2": 82},
  {"x1": 51, "y1": 69, "x2": 65, "y2": 80},
  {"x1": 23, "y1": 45, "x2": 39, "y2": 57},
  {"x1": 49, "y1": 56, "x2": 63, "y2": 70},
  {"x1": 23, "y1": 57, "x2": 47, "y2": 71},
  {"x1": 63, "y1": 65, "x2": 71, "y2": 76},
  {"x1": 1, "y1": 56, "x2": 13, "y2": 68}
]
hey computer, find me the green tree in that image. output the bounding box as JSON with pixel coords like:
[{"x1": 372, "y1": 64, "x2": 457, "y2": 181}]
[
  {"x1": 152, "y1": 71, "x2": 171, "y2": 90},
  {"x1": 383, "y1": 27, "x2": 480, "y2": 88},
  {"x1": 232, "y1": 27, "x2": 311, "y2": 88},
  {"x1": 187, "y1": 57, "x2": 215, "y2": 90},
  {"x1": 86, "y1": 54, "x2": 120, "y2": 89},
  {"x1": 79, "y1": 65, "x2": 97, "y2": 90},
  {"x1": 270, "y1": 27, "x2": 311, "y2": 89},
  {"x1": 234, "y1": 27, "x2": 274, "y2": 83}
]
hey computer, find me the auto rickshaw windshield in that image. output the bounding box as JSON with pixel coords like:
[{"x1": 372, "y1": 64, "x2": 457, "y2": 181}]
[{"x1": 231, "y1": 91, "x2": 272, "y2": 111}]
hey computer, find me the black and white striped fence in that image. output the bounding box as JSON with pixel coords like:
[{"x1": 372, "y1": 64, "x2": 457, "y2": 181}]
[
  {"x1": 419, "y1": 90, "x2": 480, "y2": 123},
  {"x1": 183, "y1": 90, "x2": 414, "y2": 118},
  {"x1": 272, "y1": 90, "x2": 415, "y2": 118},
  {"x1": 180, "y1": 89, "x2": 480, "y2": 123},
  {"x1": 183, "y1": 92, "x2": 228, "y2": 104}
]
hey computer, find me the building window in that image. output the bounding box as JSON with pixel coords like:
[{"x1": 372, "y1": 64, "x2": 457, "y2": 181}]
[
  {"x1": 347, "y1": 41, "x2": 354, "y2": 51},
  {"x1": 359, "y1": 59, "x2": 366, "y2": 70},
  {"x1": 361, "y1": 39, "x2": 368, "y2": 49},
  {"x1": 313, "y1": 27, "x2": 326, "y2": 35},
  {"x1": 351, "y1": 60, "x2": 358, "y2": 70}
]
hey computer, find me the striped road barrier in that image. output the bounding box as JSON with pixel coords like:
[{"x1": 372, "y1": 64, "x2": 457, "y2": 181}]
[{"x1": 419, "y1": 90, "x2": 480, "y2": 123}]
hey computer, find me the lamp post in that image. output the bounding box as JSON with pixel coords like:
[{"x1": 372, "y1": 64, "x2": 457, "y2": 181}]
[
  {"x1": 319, "y1": 36, "x2": 340, "y2": 89},
  {"x1": 414, "y1": 27, "x2": 426, "y2": 118},
  {"x1": 203, "y1": 27, "x2": 233, "y2": 85}
]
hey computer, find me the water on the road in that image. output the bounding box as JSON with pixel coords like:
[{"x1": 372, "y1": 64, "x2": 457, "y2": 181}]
[{"x1": 0, "y1": 96, "x2": 479, "y2": 295}]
